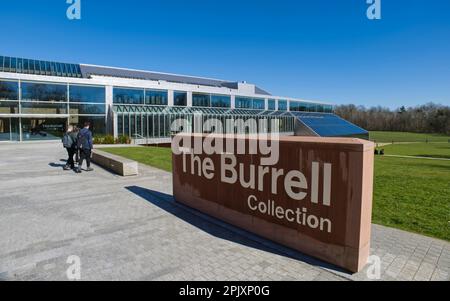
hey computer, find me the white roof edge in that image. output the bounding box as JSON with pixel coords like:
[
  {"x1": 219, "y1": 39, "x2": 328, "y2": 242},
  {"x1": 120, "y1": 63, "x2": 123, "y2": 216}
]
[{"x1": 80, "y1": 63, "x2": 235, "y2": 83}]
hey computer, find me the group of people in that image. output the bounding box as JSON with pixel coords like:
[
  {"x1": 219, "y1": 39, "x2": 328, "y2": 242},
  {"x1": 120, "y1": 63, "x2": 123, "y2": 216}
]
[{"x1": 62, "y1": 121, "x2": 94, "y2": 173}]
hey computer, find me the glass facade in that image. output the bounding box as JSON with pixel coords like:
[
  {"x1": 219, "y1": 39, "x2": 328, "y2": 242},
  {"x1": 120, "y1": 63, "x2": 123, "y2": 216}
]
[
  {"x1": 0, "y1": 118, "x2": 19, "y2": 141},
  {"x1": 22, "y1": 82, "x2": 67, "y2": 102},
  {"x1": 235, "y1": 97, "x2": 265, "y2": 109},
  {"x1": 192, "y1": 93, "x2": 210, "y2": 107},
  {"x1": 0, "y1": 56, "x2": 82, "y2": 78},
  {"x1": 211, "y1": 95, "x2": 231, "y2": 108},
  {"x1": 69, "y1": 85, "x2": 105, "y2": 103},
  {"x1": 0, "y1": 80, "x2": 19, "y2": 100},
  {"x1": 21, "y1": 118, "x2": 67, "y2": 141},
  {"x1": 278, "y1": 100, "x2": 288, "y2": 111},
  {"x1": 174, "y1": 91, "x2": 187, "y2": 106},
  {"x1": 69, "y1": 103, "x2": 106, "y2": 115},
  {"x1": 113, "y1": 88, "x2": 144, "y2": 104},
  {"x1": 268, "y1": 99, "x2": 276, "y2": 111},
  {"x1": 21, "y1": 102, "x2": 68, "y2": 115},
  {"x1": 69, "y1": 115, "x2": 106, "y2": 136},
  {"x1": 0, "y1": 101, "x2": 19, "y2": 114},
  {"x1": 289, "y1": 101, "x2": 334, "y2": 113},
  {"x1": 145, "y1": 89, "x2": 168, "y2": 106}
]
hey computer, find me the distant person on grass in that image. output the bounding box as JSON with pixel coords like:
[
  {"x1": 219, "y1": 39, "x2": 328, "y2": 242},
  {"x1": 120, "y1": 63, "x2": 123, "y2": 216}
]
[
  {"x1": 62, "y1": 125, "x2": 78, "y2": 170},
  {"x1": 76, "y1": 122, "x2": 94, "y2": 173}
]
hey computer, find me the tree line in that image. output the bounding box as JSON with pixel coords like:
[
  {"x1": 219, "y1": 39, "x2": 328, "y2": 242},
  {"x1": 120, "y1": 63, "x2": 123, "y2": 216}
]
[{"x1": 334, "y1": 102, "x2": 450, "y2": 135}]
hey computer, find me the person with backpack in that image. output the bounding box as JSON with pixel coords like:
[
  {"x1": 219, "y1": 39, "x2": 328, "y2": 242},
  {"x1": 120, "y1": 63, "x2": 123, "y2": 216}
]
[
  {"x1": 62, "y1": 125, "x2": 78, "y2": 170},
  {"x1": 76, "y1": 121, "x2": 94, "y2": 173}
]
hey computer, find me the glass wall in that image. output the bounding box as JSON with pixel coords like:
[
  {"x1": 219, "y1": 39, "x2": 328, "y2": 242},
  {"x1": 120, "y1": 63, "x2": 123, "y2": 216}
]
[
  {"x1": 21, "y1": 118, "x2": 67, "y2": 141},
  {"x1": 21, "y1": 102, "x2": 68, "y2": 114},
  {"x1": 0, "y1": 56, "x2": 82, "y2": 78},
  {"x1": 113, "y1": 88, "x2": 144, "y2": 104},
  {"x1": 192, "y1": 93, "x2": 210, "y2": 107},
  {"x1": 69, "y1": 85, "x2": 105, "y2": 103},
  {"x1": 252, "y1": 98, "x2": 265, "y2": 110},
  {"x1": 268, "y1": 99, "x2": 276, "y2": 111},
  {"x1": 0, "y1": 101, "x2": 19, "y2": 114},
  {"x1": 0, "y1": 118, "x2": 19, "y2": 141},
  {"x1": 0, "y1": 80, "x2": 19, "y2": 100},
  {"x1": 68, "y1": 85, "x2": 106, "y2": 135},
  {"x1": 235, "y1": 97, "x2": 252, "y2": 109},
  {"x1": 21, "y1": 82, "x2": 67, "y2": 102},
  {"x1": 235, "y1": 97, "x2": 265, "y2": 109},
  {"x1": 174, "y1": 91, "x2": 187, "y2": 106},
  {"x1": 211, "y1": 95, "x2": 231, "y2": 108},
  {"x1": 278, "y1": 100, "x2": 288, "y2": 111},
  {"x1": 145, "y1": 89, "x2": 168, "y2": 105},
  {"x1": 69, "y1": 115, "x2": 106, "y2": 136}
]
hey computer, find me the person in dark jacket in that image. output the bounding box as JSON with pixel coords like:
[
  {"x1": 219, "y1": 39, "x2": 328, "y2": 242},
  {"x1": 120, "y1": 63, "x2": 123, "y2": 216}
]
[
  {"x1": 62, "y1": 125, "x2": 78, "y2": 170},
  {"x1": 76, "y1": 122, "x2": 94, "y2": 173}
]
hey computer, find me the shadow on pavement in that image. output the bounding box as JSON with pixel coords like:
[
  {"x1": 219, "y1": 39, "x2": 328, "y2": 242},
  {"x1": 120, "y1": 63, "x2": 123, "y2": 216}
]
[{"x1": 125, "y1": 185, "x2": 350, "y2": 276}]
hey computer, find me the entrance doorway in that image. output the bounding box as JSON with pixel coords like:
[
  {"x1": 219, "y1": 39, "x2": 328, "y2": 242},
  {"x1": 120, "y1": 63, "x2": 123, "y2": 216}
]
[
  {"x1": 0, "y1": 118, "x2": 19, "y2": 141},
  {"x1": 21, "y1": 118, "x2": 67, "y2": 141}
]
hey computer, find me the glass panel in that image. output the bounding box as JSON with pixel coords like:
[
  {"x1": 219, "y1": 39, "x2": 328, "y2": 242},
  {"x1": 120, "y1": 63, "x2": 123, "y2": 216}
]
[
  {"x1": 192, "y1": 93, "x2": 210, "y2": 107},
  {"x1": 113, "y1": 88, "x2": 144, "y2": 104},
  {"x1": 10, "y1": 57, "x2": 17, "y2": 72},
  {"x1": 268, "y1": 99, "x2": 276, "y2": 111},
  {"x1": 278, "y1": 100, "x2": 287, "y2": 111},
  {"x1": 145, "y1": 89, "x2": 168, "y2": 105},
  {"x1": 252, "y1": 98, "x2": 265, "y2": 110},
  {"x1": 69, "y1": 115, "x2": 106, "y2": 136},
  {"x1": 29, "y1": 60, "x2": 36, "y2": 74},
  {"x1": 22, "y1": 118, "x2": 67, "y2": 141},
  {"x1": 23, "y1": 59, "x2": 29, "y2": 74},
  {"x1": 173, "y1": 91, "x2": 187, "y2": 106},
  {"x1": 4, "y1": 57, "x2": 11, "y2": 72},
  {"x1": 0, "y1": 80, "x2": 19, "y2": 100},
  {"x1": 21, "y1": 102, "x2": 68, "y2": 114},
  {"x1": 0, "y1": 56, "x2": 4, "y2": 71},
  {"x1": 21, "y1": 82, "x2": 68, "y2": 102},
  {"x1": 0, "y1": 118, "x2": 19, "y2": 141},
  {"x1": 69, "y1": 103, "x2": 106, "y2": 115},
  {"x1": 70, "y1": 85, "x2": 105, "y2": 103},
  {"x1": 0, "y1": 101, "x2": 19, "y2": 114},
  {"x1": 16, "y1": 58, "x2": 23, "y2": 73},
  {"x1": 289, "y1": 101, "x2": 309, "y2": 112},
  {"x1": 235, "y1": 97, "x2": 252, "y2": 109},
  {"x1": 211, "y1": 95, "x2": 231, "y2": 108}
]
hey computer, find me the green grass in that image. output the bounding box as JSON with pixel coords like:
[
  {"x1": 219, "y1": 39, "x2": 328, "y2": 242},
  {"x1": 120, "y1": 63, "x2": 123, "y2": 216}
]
[
  {"x1": 101, "y1": 146, "x2": 173, "y2": 172},
  {"x1": 380, "y1": 143, "x2": 450, "y2": 159},
  {"x1": 370, "y1": 131, "x2": 450, "y2": 143},
  {"x1": 101, "y1": 145, "x2": 450, "y2": 241},
  {"x1": 373, "y1": 156, "x2": 449, "y2": 241}
]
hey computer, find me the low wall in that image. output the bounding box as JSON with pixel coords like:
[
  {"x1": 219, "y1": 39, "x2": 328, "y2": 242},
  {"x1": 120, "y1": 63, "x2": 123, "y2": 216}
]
[
  {"x1": 92, "y1": 149, "x2": 138, "y2": 176},
  {"x1": 172, "y1": 134, "x2": 375, "y2": 273}
]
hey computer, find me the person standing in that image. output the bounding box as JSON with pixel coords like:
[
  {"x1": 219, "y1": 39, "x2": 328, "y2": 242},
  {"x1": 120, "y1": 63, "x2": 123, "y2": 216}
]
[
  {"x1": 62, "y1": 125, "x2": 78, "y2": 170},
  {"x1": 76, "y1": 122, "x2": 94, "y2": 173}
]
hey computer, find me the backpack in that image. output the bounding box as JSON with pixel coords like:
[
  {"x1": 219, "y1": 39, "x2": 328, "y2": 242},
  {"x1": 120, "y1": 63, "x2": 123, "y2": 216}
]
[
  {"x1": 62, "y1": 133, "x2": 73, "y2": 148},
  {"x1": 78, "y1": 131, "x2": 88, "y2": 149}
]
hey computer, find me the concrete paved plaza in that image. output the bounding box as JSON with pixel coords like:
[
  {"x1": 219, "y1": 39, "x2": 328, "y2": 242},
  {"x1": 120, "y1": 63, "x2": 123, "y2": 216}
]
[{"x1": 0, "y1": 142, "x2": 448, "y2": 281}]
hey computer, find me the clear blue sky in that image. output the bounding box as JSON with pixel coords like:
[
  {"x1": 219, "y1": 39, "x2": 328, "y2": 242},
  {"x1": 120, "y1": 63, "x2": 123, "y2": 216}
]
[{"x1": 1, "y1": 0, "x2": 449, "y2": 109}]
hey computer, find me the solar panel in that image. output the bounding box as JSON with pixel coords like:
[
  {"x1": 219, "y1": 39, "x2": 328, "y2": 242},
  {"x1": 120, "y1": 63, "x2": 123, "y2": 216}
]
[{"x1": 292, "y1": 112, "x2": 368, "y2": 137}]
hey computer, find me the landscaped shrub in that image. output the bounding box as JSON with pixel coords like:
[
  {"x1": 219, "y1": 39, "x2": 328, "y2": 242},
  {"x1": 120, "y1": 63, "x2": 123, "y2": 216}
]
[
  {"x1": 116, "y1": 135, "x2": 131, "y2": 145},
  {"x1": 93, "y1": 135, "x2": 130, "y2": 145}
]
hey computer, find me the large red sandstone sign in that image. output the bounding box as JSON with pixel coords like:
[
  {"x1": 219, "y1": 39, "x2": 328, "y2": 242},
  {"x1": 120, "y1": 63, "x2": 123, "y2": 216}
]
[{"x1": 172, "y1": 134, "x2": 374, "y2": 272}]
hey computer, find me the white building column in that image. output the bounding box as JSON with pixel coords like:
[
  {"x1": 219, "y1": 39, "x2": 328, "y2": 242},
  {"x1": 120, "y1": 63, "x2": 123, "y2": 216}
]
[
  {"x1": 231, "y1": 95, "x2": 236, "y2": 109},
  {"x1": 105, "y1": 86, "x2": 114, "y2": 136},
  {"x1": 187, "y1": 91, "x2": 193, "y2": 107},
  {"x1": 168, "y1": 90, "x2": 174, "y2": 106}
]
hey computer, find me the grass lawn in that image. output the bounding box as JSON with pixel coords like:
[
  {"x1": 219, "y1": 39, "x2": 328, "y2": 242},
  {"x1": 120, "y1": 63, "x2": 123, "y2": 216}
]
[
  {"x1": 101, "y1": 146, "x2": 173, "y2": 172},
  {"x1": 380, "y1": 143, "x2": 450, "y2": 159},
  {"x1": 370, "y1": 131, "x2": 450, "y2": 143},
  {"x1": 101, "y1": 145, "x2": 450, "y2": 241}
]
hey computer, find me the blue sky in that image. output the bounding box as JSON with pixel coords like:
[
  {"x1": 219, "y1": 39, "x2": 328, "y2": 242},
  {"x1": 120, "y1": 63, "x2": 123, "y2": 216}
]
[{"x1": 1, "y1": 0, "x2": 449, "y2": 108}]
